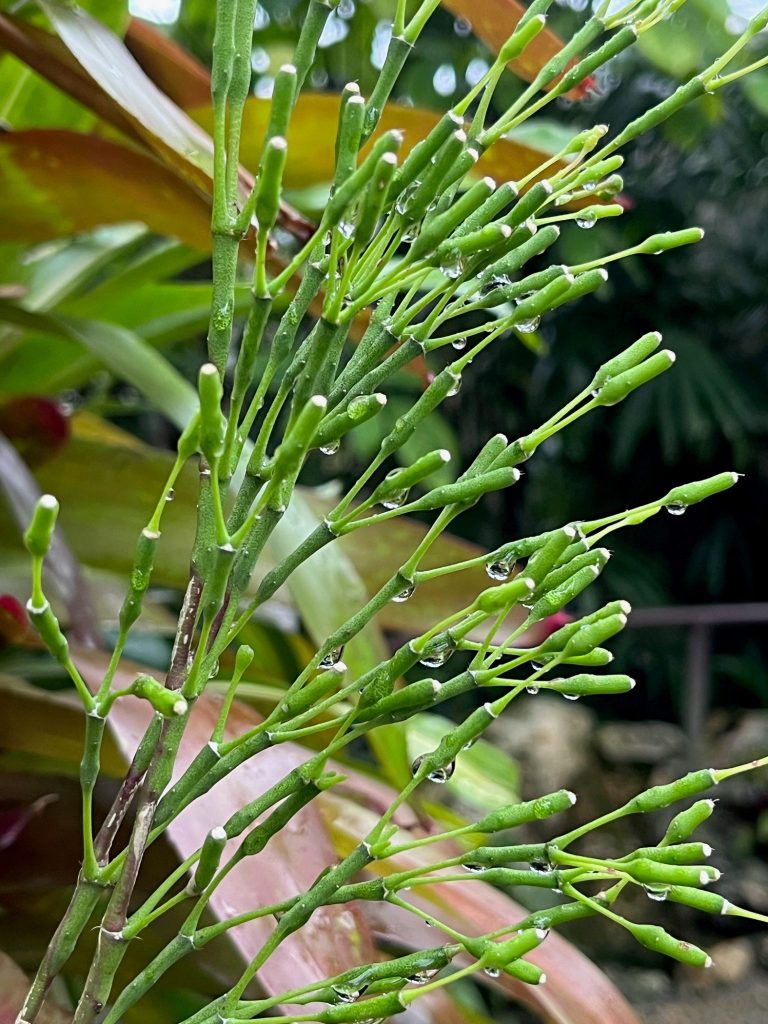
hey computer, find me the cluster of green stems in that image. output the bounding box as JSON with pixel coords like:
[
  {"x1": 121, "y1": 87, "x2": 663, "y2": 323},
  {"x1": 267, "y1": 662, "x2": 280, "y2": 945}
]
[{"x1": 17, "y1": 1, "x2": 768, "y2": 1022}]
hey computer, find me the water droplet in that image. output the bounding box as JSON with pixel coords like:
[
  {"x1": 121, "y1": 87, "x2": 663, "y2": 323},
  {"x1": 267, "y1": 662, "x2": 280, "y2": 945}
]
[
  {"x1": 338, "y1": 219, "x2": 355, "y2": 240},
  {"x1": 530, "y1": 860, "x2": 552, "y2": 874},
  {"x1": 395, "y1": 182, "x2": 418, "y2": 216},
  {"x1": 521, "y1": 596, "x2": 536, "y2": 610},
  {"x1": 440, "y1": 252, "x2": 465, "y2": 279},
  {"x1": 320, "y1": 440, "x2": 340, "y2": 456},
  {"x1": 463, "y1": 862, "x2": 484, "y2": 873},
  {"x1": 517, "y1": 316, "x2": 541, "y2": 334},
  {"x1": 526, "y1": 685, "x2": 540, "y2": 695},
  {"x1": 555, "y1": 192, "x2": 573, "y2": 206},
  {"x1": 165, "y1": 488, "x2": 175, "y2": 502},
  {"x1": 408, "y1": 969, "x2": 435, "y2": 984},
  {"x1": 486, "y1": 559, "x2": 513, "y2": 581},
  {"x1": 319, "y1": 645, "x2": 345, "y2": 671},
  {"x1": 484, "y1": 966, "x2": 500, "y2": 978},
  {"x1": 380, "y1": 487, "x2": 409, "y2": 510},
  {"x1": 665, "y1": 501, "x2": 687, "y2": 516},
  {"x1": 208, "y1": 659, "x2": 220, "y2": 680},
  {"x1": 419, "y1": 635, "x2": 456, "y2": 668},
  {"x1": 451, "y1": 337, "x2": 467, "y2": 351},
  {"x1": 392, "y1": 582, "x2": 415, "y2": 603},
  {"x1": 576, "y1": 211, "x2": 597, "y2": 230},
  {"x1": 411, "y1": 754, "x2": 455, "y2": 783},
  {"x1": 447, "y1": 374, "x2": 462, "y2": 397},
  {"x1": 563, "y1": 692, "x2": 580, "y2": 701},
  {"x1": 644, "y1": 885, "x2": 669, "y2": 903},
  {"x1": 590, "y1": 387, "x2": 601, "y2": 399},
  {"x1": 332, "y1": 984, "x2": 366, "y2": 1003}
]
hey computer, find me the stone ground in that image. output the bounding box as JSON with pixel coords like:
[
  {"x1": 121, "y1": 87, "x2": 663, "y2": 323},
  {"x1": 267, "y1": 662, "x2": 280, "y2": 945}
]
[{"x1": 636, "y1": 976, "x2": 768, "y2": 1023}]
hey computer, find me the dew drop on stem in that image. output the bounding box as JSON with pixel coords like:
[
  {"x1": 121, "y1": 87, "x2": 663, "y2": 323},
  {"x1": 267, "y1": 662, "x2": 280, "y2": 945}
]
[
  {"x1": 392, "y1": 581, "x2": 415, "y2": 603},
  {"x1": 411, "y1": 754, "x2": 455, "y2": 783},
  {"x1": 665, "y1": 501, "x2": 687, "y2": 516},
  {"x1": 419, "y1": 635, "x2": 456, "y2": 668},
  {"x1": 381, "y1": 487, "x2": 409, "y2": 510},
  {"x1": 451, "y1": 337, "x2": 467, "y2": 351},
  {"x1": 576, "y1": 211, "x2": 597, "y2": 230},
  {"x1": 526, "y1": 685, "x2": 540, "y2": 695},
  {"x1": 486, "y1": 559, "x2": 513, "y2": 581},
  {"x1": 484, "y1": 966, "x2": 501, "y2": 978},
  {"x1": 517, "y1": 316, "x2": 541, "y2": 334},
  {"x1": 320, "y1": 439, "x2": 340, "y2": 456},
  {"x1": 319, "y1": 645, "x2": 345, "y2": 670},
  {"x1": 563, "y1": 692, "x2": 580, "y2": 701},
  {"x1": 644, "y1": 886, "x2": 670, "y2": 902}
]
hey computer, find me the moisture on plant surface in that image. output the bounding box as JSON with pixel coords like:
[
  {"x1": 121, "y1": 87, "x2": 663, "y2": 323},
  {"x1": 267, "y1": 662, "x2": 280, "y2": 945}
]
[{"x1": 0, "y1": 2, "x2": 766, "y2": 1023}]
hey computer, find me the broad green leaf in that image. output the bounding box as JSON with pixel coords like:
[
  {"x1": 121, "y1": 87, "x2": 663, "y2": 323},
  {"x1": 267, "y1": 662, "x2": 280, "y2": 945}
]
[
  {"x1": 0, "y1": 301, "x2": 199, "y2": 425},
  {"x1": 0, "y1": 131, "x2": 214, "y2": 249}
]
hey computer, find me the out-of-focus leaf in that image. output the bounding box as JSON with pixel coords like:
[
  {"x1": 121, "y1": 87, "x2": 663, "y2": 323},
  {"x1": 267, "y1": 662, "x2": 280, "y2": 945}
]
[
  {"x1": 0, "y1": 301, "x2": 199, "y2": 427},
  {"x1": 124, "y1": 16, "x2": 211, "y2": 109},
  {"x1": 440, "y1": 0, "x2": 589, "y2": 95},
  {"x1": 75, "y1": 653, "x2": 379, "y2": 1014},
  {"x1": 0, "y1": 132, "x2": 214, "y2": 250},
  {"x1": 191, "y1": 93, "x2": 573, "y2": 192},
  {"x1": 0, "y1": 4, "x2": 312, "y2": 241},
  {"x1": 0, "y1": 793, "x2": 56, "y2": 852},
  {"x1": 323, "y1": 793, "x2": 641, "y2": 1024},
  {"x1": 0, "y1": 430, "x2": 99, "y2": 645},
  {"x1": 0, "y1": 951, "x2": 71, "y2": 1024},
  {"x1": 0, "y1": 673, "x2": 122, "y2": 775},
  {"x1": 406, "y1": 712, "x2": 519, "y2": 814}
]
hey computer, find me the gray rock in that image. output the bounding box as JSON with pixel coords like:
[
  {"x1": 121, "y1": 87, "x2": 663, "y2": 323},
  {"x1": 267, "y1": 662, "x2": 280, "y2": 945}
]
[
  {"x1": 678, "y1": 937, "x2": 755, "y2": 988},
  {"x1": 712, "y1": 711, "x2": 768, "y2": 766},
  {"x1": 486, "y1": 694, "x2": 596, "y2": 794},
  {"x1": 596, "y1": 720, "x2": 686, "y2": 765}
]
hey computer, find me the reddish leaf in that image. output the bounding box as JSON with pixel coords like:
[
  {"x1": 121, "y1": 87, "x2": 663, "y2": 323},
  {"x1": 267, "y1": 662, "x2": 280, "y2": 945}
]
[
  {"x1": 0, "y1": 397, "x2": 69, "y2": 466},
  {"x1": 322, "y1": 793, "x2": 641, "y2": 1024},
  {"x1": 0, "y1": 429, "x2": 99, "y2": 645},
  {"x1": 0, "y1": 594, "x2": 36, "y2": 649},
  {"x1": 0, "y1": 131, "x2": 214, "y2": 249},
  {"x1": 0, "y1": 793, "x2": 57, "y2": 852},
  {"x1": 440, "y1": 0, "x2": 592, "y2": 98},
  {"x1": 125, "y1": 16, "x2": 211, "y2": 110},
  {"x1": 0, "y1": 952, "x2": 71, "y2": 1024}
]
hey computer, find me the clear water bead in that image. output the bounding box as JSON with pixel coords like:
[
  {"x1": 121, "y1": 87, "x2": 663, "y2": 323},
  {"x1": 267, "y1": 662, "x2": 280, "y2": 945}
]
[
  {"x1": 665, "y1": 501, "x2": 687, "y2": 516},
  {"x1": 486, "y1": 559, "x2": 513, "y2": 581},
  {"x1": 463, "y1": 862, "x2": 485, "y2": 873},
  {"x1": 440, "y1": 252, "x2": 465, "y2": 279},
  {"x1": 451, "y1": 337, "x2": 467, "y2": 351},
  {"x1": 517, "y1": 316, "x2": 541, "y2": 334},
  {"x1": 411, "y1": 754, "x2": 455, "y2": 783},
  {"x1": 380, "y1": 487, "x2": 409, "y2": 510},
  {"x1": 447, "y1": 375, "x2": 462, "y2": 397},
  {"x1": 419, "y1": 635, "x2": 456, "y2": 668},
  {"x1": 408, "y1": 969, "x2": 435, "y2": 984},
  {"x1": 320, "y1": 440, "x2": 340, "y2": 455},
  {"x1": 392, "y1": 581, "x2": 416, "y2": 603},
  {"x1": 332, "y1": 984, "x2": 365, "y2": 1003},
  {"x1": 576, "y1": 211, "x2": 597, "y2": 230},
  {"x1": 526, "y1": 685, "x2": 540, "y2": 695},
  {"x1": 484, "y1": 966, "x2": 501, "y2": 978},
  {"x1": 563, "y1": 692, "x2": 580, "y2": 701},
  {"x1": 319, "y1": 645, "x2": 345, "y2": 670},
  {"x1": 644, "y1": 886, "x2": 669, "y2": 902}
]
